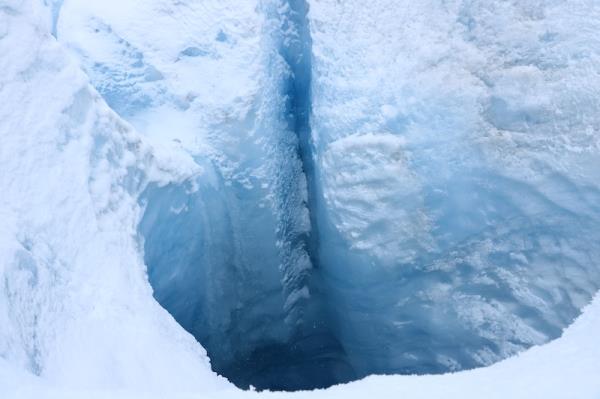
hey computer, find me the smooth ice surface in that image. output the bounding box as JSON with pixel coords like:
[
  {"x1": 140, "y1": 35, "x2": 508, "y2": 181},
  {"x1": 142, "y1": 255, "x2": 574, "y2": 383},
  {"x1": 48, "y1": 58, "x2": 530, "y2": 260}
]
[{"x1": 1, "y1": 0, "x2": 600, "y2": 396}]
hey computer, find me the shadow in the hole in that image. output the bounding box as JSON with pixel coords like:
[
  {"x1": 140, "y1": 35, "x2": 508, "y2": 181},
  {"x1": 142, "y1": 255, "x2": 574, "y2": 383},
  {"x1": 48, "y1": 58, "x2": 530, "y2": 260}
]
[{"x1": 219, "y1": 332, "x2": 356, "y2": 391}]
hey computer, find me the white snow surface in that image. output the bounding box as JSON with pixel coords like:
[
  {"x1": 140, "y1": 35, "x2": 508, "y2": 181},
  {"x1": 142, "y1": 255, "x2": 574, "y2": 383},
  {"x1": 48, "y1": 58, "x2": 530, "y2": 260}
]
[
  {"x1": 0, "y1": 0, "x2": 227, "y2": 393},
  {"x1": 1, "y1": 0, "x2": 599, "y2": 398}
]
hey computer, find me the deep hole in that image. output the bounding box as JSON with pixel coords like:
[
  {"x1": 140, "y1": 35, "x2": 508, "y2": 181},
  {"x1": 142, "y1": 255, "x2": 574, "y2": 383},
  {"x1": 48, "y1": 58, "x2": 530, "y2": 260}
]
[
  {"x1": 45, "y1": 0, "x2": 600, "y2": 390},
  {"x1": 135, "y1": 0, "x2": 600, "y2": 392},
  {"x1": 137, "y1": 175, "x2": 600, "y2": 391},
  {"x1": 138, "y1": 177, "x2": 358, "y2": 391},
  {"x1": 137, "y1": 2, "x2": 356, "y2": 389}
]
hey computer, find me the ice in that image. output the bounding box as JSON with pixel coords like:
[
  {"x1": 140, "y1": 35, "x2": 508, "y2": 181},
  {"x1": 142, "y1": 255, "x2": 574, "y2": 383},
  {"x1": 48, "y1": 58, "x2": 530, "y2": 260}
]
[
  {"x1": 1, "y1": 0, "x2": 600, "y2": 396},
  {"x1": 52, "y1": 0, "x2": 600, "y2": 388},
  {"x1": 56, "y1": 0, "x2": 347, "y2": 390},
  {"x1": 308, "y1": 0, "x2": 600, "y2": 377},
  {"x1": 0, "y1": 0, "x2": 226, "y2": 391}
]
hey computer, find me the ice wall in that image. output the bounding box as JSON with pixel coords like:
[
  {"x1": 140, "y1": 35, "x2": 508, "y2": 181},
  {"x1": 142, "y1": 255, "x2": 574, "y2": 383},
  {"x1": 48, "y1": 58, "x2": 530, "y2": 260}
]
[
  {"x1": 309, "y1": 0, "x2": 600, "y2": 376},
  {"x1": 57, "y1": 0, "x2": 352, "y2": 390},
  {"x1": 48, "y1": 0, "x2": 600, "y2": 391}
]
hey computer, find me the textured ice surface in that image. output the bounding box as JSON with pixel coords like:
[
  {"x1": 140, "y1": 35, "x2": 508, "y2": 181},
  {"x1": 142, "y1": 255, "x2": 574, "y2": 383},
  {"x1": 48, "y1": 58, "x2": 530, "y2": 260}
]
[
  {"x1": 0, "y1": 0, "x2": 226, "y2": 391},
  {"x1": 2, "y1": 0, "x2": 600, "y2": 395},
  {"x1": 308, "y1": 0, "x2": 600, "y2": 378},
  {"x1": 57, "y1": 0, "x2": 340, "y2": 390},
  {"x1": 57, "y1": 0, "x2": 600, "y2": 388}
]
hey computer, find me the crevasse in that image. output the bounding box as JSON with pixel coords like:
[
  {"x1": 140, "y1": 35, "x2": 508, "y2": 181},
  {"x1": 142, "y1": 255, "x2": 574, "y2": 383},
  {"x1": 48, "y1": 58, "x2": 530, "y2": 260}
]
[
  {"x1": 54, "y1": 0, "x2": 600, "y2": 393},
  {"x1": 138, "y1": 0, "x2": 354, "y2": 391}
]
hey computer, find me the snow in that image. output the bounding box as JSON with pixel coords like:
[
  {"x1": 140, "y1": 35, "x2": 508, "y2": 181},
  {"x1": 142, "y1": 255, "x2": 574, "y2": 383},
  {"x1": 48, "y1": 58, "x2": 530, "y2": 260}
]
[
  {"x1": 57, "y1": 0, "x2": 262, "y2": 154},
  {"x1": 1, "y1": 0, "x2": 600, "y2": 397},
  {"x1": 0, "y1": 0, "x2": 227, "y2": 392}
]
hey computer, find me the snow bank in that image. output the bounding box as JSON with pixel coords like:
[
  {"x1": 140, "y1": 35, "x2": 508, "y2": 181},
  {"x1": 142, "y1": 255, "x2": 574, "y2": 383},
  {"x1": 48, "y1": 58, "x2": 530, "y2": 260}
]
[{"x1": 0, "y1": 0, "x2": 228, "y2": 392}]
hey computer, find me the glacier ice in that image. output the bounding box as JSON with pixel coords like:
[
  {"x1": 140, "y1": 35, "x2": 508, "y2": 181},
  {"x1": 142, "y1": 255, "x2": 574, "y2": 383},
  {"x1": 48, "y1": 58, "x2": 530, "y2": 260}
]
[
  {"x1": 1, "y1": 0, "x2": 600, "y2": 395},
  {"x1": 58, "y1": 0, "x2": 600, "y2": 390},
  {"x1": 131, "y1": 0, "x2": 353, "y2": 390},
  {"x1": 0, "y1": 0, "x2": 225, "y2": 391},
  {"x1": 308, "y1": 0, "x2": 600, "y2": 378},
  {"x1": 56, "y1": 0, "x2": 350, "y2": 390}
]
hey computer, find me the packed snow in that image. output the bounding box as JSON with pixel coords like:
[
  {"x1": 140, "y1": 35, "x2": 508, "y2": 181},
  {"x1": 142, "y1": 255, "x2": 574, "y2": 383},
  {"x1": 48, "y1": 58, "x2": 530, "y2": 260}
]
[
  {"x1": 1, "y1": 0, "x2": 599, "y2": 397},
  {"x1": 0, "y1": 0, "x2": 225, "y2": 392}
]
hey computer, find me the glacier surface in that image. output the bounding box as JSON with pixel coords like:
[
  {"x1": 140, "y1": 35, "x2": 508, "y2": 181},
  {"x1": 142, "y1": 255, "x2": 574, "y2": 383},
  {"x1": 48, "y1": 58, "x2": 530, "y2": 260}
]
[{"x1": 1, "y1": 0, "x2": 600, "y2": 396}]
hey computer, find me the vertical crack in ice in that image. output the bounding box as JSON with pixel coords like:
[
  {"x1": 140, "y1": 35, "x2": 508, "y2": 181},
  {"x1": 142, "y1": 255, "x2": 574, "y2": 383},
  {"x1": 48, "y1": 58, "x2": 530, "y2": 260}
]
[
  {"x1": 278, "y1": 0, "x2": 319, "y2": 265},
  {"x1": 240, "y1": 0, "x2": 358, "y2": 390},
  {"x1": 269, "y1": 0, "x2": 321, "y2": 325},
  {"x1": 44, "y1": 0, "x2": 64, "y2": 38},
  {"x1": 137, "y1": 0, "x2": 356, "y2": 391}
]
